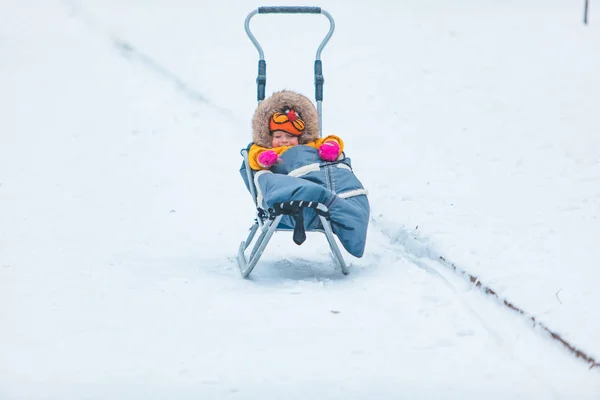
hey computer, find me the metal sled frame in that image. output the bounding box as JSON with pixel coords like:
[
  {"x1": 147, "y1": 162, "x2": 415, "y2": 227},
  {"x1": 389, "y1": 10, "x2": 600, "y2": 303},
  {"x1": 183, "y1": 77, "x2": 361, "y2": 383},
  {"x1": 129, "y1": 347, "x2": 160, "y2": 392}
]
[{"x1": 237, "y1": 6, "x2": 348, "y2": 278}]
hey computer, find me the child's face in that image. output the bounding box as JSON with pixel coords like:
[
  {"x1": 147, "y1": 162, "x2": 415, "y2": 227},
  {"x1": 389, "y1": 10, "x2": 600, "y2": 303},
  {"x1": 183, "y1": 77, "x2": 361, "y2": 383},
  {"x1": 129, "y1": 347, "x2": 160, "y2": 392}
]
[{"x1": 272, "y1": 131, "x2": 299, "y2": 148}]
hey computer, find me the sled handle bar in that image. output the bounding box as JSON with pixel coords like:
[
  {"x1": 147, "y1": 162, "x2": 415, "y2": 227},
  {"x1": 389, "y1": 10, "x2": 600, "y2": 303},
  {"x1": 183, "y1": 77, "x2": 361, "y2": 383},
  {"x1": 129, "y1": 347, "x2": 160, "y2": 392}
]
[
  {"x1": 244, "y1": 7, "x2": 335, "y2": 134},
  {"x1": 258, "y1": 6, "x2": 322, "y2": 14}
]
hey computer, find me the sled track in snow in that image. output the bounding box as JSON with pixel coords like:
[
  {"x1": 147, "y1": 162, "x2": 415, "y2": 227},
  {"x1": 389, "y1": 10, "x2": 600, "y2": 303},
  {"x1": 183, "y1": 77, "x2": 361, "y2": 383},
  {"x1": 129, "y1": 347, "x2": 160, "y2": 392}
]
[
  {"x1": 395, "y1": 251, "x2": 564, "y2": 395},
  {"x1": 434, "y1": 255, "x2": 600, "y2": 370},
  {"x1": 377, "y1": 224, "x2": 600, "y2": 371},
  {"x1": 110, "y1": 38, "x2": 232, "y2": 116}
]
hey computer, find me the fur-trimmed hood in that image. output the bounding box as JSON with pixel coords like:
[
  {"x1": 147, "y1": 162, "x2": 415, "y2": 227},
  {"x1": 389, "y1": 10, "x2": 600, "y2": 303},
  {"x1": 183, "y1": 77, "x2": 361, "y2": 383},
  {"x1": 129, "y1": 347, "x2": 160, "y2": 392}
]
[{"x1": 252, "y1": 90, "x2": 319, "y2": 148}]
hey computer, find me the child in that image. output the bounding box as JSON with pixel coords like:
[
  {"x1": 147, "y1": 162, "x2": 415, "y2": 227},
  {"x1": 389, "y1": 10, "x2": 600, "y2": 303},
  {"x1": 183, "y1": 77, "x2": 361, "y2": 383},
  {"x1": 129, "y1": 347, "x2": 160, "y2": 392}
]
[{"x1": 248, "y1": 90, "x2": 344, "y2": 170}]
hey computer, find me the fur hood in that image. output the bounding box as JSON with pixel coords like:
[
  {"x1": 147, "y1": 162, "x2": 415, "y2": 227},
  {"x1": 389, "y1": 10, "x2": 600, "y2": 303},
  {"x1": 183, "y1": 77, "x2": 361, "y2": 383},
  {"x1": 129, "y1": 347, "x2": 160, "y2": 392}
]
[{"x1": 252, "y1": 90, "x2": 319, "y2": 148}]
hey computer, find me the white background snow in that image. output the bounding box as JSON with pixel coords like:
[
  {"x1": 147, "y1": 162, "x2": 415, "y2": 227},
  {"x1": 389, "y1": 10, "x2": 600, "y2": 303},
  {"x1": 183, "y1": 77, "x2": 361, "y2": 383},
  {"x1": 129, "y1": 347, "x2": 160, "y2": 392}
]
[{"x1": 1, "y1": 0, "x2": 599, "y2": 398}]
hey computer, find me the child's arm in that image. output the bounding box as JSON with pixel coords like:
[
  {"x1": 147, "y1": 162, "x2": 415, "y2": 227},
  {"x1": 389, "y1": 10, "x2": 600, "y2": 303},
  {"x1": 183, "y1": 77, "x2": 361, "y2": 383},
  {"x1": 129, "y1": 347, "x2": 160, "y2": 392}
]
[
  {"x1": 248, "y1": 144, "x2": 273, "y2": 170},
  {"x1": 313, "y1": 135, "x2": 344, "y2": 161},
  {"x1": 248, "y1": 144, "x2": 290, "y2": 170}
]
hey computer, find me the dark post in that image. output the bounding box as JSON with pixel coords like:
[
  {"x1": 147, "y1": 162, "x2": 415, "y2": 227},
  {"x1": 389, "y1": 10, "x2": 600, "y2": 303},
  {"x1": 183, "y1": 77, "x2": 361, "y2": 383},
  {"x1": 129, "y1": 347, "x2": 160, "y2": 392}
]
[{"x1": 584, "y1": 0, "x2": 589, "y2": 25}]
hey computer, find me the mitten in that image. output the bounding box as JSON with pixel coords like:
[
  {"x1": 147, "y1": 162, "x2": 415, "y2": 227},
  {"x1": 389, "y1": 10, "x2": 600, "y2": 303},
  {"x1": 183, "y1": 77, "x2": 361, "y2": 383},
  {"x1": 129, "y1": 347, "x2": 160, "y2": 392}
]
[
  {"x1": 257, "y1": 150, "x2": 279, "y2": 168},
  {"x1": 318, "y1": 141, "x2": 340, "y2": 161}
]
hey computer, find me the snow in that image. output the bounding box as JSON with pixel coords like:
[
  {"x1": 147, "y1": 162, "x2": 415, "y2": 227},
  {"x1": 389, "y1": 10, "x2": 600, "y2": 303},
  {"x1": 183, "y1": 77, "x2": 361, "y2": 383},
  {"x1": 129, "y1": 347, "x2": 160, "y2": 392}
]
[{"x1": 1, "y1": 0, "x2": 599, "y2": 398}]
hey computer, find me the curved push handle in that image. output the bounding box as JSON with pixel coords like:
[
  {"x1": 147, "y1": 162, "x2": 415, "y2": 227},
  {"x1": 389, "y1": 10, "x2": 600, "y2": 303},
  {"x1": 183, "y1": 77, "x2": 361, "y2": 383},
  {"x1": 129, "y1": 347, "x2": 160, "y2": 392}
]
[
  {"x1": 245, "y1": 7, "x2": 335, "y2": 113},
  {"x1": 258, "y1": 6, "x2": 321, "y2": 14}
]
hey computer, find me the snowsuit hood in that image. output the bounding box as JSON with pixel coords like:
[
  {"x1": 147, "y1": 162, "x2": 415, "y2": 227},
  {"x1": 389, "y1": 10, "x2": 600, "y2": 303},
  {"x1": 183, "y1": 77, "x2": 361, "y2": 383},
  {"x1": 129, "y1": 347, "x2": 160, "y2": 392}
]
[{"x1": 252, "y1": 90, "x2": 320, "y2": 148}]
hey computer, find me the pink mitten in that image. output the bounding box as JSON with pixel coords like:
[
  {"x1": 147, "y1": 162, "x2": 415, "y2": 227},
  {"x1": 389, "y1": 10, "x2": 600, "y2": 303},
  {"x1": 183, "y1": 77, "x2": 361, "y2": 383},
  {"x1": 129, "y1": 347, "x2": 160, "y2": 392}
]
[
  {"x1": 257, "y1": 150, "x2": 279, "y2": 168},
  {"x1": 318, "y1": 141, "x2": 340, "y2": 161}
]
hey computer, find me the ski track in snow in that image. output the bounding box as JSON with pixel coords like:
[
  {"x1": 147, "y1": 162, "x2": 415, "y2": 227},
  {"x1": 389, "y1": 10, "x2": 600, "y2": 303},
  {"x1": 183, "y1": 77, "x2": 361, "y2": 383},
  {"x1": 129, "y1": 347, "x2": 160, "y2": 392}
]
[
  {"x1": 63, "y1": 0, "x2": 234, "y2": 116},
  {"x1": 373, "y1": 217, "x2": 600, "y2": 361},
  {"x1": 382, "y1": 238, "x2": 561, "y2": 397}
]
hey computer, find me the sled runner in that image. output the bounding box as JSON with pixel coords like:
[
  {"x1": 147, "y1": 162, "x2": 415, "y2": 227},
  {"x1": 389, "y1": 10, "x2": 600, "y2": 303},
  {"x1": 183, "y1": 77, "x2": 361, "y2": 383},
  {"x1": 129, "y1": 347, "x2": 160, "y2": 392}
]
[{"x1": 237, "y1": 6, "x2": 370, "y2": 278}]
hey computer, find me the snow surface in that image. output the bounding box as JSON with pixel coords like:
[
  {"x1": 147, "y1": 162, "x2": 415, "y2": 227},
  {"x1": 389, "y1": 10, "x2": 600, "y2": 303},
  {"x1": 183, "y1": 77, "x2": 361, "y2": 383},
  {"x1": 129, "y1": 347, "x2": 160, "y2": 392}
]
[{"x1": 1, "y1": 0, "x2": 599, "y2": 398}]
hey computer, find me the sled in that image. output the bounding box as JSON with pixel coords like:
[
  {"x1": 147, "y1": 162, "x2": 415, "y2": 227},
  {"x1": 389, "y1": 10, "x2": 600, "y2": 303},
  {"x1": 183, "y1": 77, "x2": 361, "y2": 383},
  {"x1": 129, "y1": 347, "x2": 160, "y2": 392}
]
[{"x1": 237, "y1": 6, "x2": 365, "y2": 278}]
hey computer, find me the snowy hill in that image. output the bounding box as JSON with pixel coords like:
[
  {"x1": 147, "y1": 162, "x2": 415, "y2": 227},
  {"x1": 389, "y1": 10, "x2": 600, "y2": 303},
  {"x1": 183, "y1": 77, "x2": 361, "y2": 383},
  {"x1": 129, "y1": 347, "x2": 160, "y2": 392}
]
[{"x1": 1, "y1": 0, "x2": 599, "y2": 398}]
